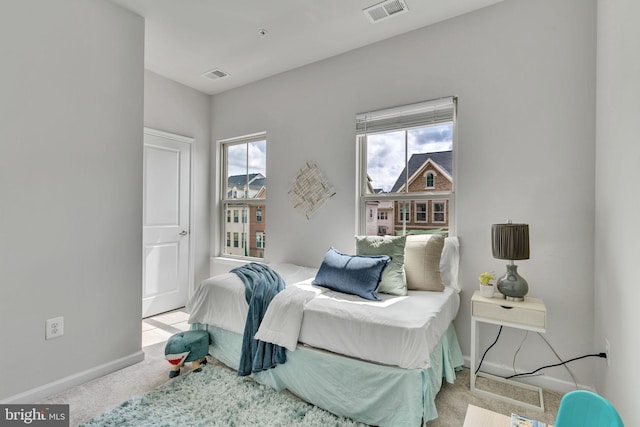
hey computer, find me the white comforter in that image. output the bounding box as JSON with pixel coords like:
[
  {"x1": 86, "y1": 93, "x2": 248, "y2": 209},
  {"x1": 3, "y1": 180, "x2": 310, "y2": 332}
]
[
  {"x1": 254, "y1": 281, "x2": 327, "y2": 351},
  {"x1": 187, "y1": 263, "x2": 459, "y2": 369}
]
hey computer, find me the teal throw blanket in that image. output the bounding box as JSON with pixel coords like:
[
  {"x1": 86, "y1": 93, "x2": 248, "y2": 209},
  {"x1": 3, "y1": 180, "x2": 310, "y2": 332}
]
[{"x1": 231, "y1": 262, "x2": 287, "y2": 376}]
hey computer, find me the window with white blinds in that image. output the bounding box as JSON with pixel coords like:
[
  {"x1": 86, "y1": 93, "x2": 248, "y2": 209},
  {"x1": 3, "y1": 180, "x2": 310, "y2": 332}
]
[{"x1": 357, "y1": 97, "x2": 456, "y2": 236}]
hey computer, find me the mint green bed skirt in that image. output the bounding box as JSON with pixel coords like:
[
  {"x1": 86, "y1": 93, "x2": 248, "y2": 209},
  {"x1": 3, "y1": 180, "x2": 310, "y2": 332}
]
[{"x1": 191, "y1": 323, "x2": 463, "y2": 427}]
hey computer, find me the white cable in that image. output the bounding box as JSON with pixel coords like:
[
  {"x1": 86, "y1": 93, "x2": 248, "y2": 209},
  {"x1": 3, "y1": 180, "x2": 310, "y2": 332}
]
[
  {"x1": 512, "y1": 330, "x2": 529, "y2": 374},
  {"x1": 537, "y1": 332, "x2": 579, "y2": 389}
]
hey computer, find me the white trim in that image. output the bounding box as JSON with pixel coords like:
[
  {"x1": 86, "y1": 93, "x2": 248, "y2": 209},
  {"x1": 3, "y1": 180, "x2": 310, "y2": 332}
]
[
  {"x1": 414, "y1": 201, "x2": 428, "y2": 223},
  {"x1": 218, "y1": 131, "x2": 266, "y2": 145},
  {"x1": 425, "y1": 171, "x2": 435, "y2": 189},
  {"x1": 219, "y1": 132, "x2": 267, "y2": 259},
  {"x1": 144, "y1": 127, "x2": 194, "y2": 145},
  {"x1": 432, "y1": 199, "x2": 447, "y2": 224},
  {"x1": 0, "y1": 351, "x2": 144, "y2": 404}
]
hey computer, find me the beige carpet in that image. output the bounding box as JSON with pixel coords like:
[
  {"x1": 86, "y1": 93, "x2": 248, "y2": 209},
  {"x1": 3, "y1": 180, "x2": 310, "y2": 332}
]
[{"x1": 40, "y1": 342, "x2": 563, "y2": 426}]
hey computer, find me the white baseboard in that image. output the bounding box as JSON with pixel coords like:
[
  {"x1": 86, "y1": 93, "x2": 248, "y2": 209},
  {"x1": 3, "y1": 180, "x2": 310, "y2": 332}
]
[
  {"x1": 0, "y1": 350, "x2": 145, "y2": 404},
  {"x1": 462, "y1": 355, "x2": 593, "y2": 394}
]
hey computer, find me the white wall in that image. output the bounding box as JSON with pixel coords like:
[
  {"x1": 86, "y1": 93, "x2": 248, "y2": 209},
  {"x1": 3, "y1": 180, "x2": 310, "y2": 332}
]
[
  {"x1": 595, "y1": 0, "x2": 640, "y2": 424},
  {"x1": 0, "y1": 0, "x2": 144, "y2": 401},
  {"x1": 211, "y1": 0, "x2": 599, "y2": 392},
  {"x1": 144, "y1": 70, "x2": 211, "y2": 287}
]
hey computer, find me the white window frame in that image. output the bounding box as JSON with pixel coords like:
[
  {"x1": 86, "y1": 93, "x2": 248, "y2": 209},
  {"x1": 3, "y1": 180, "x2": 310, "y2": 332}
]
[
  {"x1": 415, "y1": 201, "x2": 428, "y2": 223},
  {"x1": 399, "y1": 202, "x2": 411, "y2": 222},
  {"x1": 425, "y1": 172, "x2": 435, "y2": 189},
  {"x1": 220, "y1": 132, "x2": 267, "y2": 260},
  {"x1": 432, "y1": 200, "x2": 447, "y2": 224},
  {"x1": 356, "y1": 97, "x2": 456, "y2": 236}
]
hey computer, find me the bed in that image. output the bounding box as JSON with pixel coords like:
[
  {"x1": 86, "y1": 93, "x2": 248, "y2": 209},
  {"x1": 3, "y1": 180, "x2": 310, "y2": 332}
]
[{"x1": 187, "y1": 235, "x2": 464, "y2": 426}]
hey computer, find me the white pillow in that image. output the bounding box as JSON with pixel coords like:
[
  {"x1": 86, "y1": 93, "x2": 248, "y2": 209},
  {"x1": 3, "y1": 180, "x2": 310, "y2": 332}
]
[{"x1": 440, "y1": 236, "x2": 460, "y2": 292}]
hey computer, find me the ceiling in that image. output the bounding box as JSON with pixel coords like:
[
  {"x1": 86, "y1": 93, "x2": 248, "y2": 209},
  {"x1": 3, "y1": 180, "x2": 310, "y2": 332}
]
[{"x1": 110, "y1": 0, "x2": 503, "y2": 95}]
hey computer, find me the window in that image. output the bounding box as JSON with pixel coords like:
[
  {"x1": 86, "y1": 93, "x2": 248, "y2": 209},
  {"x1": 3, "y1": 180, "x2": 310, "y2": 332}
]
[
  {"x1": 357, "y1": 97, "x2": 456, "y2": 236},
  {"x1": 426, "y1": 172, "x2": 435, "y2": 188},
  {"x1": 221, "y1": 132, "x2": 267, "y2": 258},
  {"x1": 432, "y1": 201, "x2": 446, "y2": 223},
  {"x1": 256, "y1": 232, "x2": 265, "y2": 249},
  {"x1": 398, "y1": 203, "x2": 411, "y2": 222},
  {"x1": 415, "y1": 202, "x2": 427, "y2": 222}
]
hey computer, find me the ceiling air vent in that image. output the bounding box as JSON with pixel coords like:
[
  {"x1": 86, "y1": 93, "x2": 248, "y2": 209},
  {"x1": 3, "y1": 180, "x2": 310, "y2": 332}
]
[
  {"x1": 202, "y1": 68, "x2": 230, "y2": 81},
  {"x1": 363, "y1": 0, "x2": 409, "y2": 23}
]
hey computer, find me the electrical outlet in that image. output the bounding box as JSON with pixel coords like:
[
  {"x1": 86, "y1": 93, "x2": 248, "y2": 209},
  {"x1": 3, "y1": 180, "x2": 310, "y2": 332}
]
[
  {"x1": 605, "y1": 338, "x2": 611, "y2": 367},
  {"x1": 46, "y1": 316, "x2": 64, "y2": 340}
]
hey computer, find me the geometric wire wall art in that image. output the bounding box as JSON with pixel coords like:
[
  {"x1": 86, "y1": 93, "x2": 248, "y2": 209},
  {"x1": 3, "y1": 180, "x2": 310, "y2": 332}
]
[{"x1": 288, "y1": 162, "x2": 336, "y2": 220}]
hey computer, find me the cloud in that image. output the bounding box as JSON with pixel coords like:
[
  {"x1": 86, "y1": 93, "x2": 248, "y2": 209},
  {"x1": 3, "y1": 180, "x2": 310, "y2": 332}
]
[
  {"x1": 227, "y1": 139, "x2": 267, "y2": 177},
  {"x1": 367, "y1": 124, "x2": 453, "y2": 192},
  {"x1": 410, "y1": 124, "x2": 452, "y2": 143}
]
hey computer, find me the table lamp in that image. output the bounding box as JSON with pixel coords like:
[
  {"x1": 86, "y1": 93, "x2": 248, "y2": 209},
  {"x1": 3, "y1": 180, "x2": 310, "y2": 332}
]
[{"x1": 492, "y1": 221, "x2": 530, "y2": 301}]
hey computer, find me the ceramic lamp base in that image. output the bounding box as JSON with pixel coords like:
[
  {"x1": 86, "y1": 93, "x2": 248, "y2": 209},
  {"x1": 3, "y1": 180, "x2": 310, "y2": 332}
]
[{"x1": 496, "y1": 264, "x2": 528, "y2": 301}]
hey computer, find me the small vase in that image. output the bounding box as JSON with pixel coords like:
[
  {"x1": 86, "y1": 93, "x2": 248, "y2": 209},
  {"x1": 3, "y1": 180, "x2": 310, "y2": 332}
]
[{"x1": 479, "y1": 284, "x2": 495, "y2": 298}]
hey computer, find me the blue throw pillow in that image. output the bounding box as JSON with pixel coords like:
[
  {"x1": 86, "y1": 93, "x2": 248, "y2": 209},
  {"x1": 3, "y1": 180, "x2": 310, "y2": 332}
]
[{"x1": 312, "y1": 247, "x2": 390, "y2": 301}]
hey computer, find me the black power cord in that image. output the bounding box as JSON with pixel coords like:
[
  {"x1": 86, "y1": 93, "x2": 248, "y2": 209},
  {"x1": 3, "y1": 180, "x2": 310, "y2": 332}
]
[
  {"x1": 474, "y1": 325, "x2": 503, "y2": 375},
  {"x1": 505, "y1": 353, "x2": 607, "y2": 380},
  {"x1": 475, "y1": 327, "x2": 607, "y2": 380}
]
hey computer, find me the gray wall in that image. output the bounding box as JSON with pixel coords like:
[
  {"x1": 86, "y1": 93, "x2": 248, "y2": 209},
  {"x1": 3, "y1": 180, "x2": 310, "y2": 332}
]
[
  {"x1": 0, "y1": 0, "x2": 144, "y2": 400},
  {"x1": 144, "y1": 70, "x2": 211, "y2": 288},
  {"x1": 211, "y1": 0, "x2": 598, "y2": 393},
  {"x1": 4, "y1": 0, "x2": 637, "y2": 423},
  {"x1": 595, "y1": 0, "x2": 640, "y2": 424}
]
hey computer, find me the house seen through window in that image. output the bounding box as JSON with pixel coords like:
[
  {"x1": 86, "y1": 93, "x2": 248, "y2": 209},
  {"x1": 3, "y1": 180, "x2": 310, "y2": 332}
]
[
  {"x1": 357, "y1": 97, "x2": 456, "y2": 236},
  {"x1": 221, "y1": 133, "x2": 266, "y2": 258}
]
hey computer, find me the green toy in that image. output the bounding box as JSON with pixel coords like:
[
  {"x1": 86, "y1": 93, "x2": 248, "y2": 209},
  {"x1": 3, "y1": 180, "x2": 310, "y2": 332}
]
[{"x1": 165, "y1": 330, "x2": 210, "y2": 378}]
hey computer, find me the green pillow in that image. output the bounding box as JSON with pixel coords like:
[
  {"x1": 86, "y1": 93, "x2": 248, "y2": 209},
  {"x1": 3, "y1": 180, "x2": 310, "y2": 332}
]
[{"x1": 355, "y1": 235, "x2": 407, "y2": 296}]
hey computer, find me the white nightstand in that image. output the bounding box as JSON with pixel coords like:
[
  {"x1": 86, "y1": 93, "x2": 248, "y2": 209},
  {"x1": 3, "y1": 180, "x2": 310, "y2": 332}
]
[{"x1": 470, "y1": 290, "x2": 547, "y2": 411}]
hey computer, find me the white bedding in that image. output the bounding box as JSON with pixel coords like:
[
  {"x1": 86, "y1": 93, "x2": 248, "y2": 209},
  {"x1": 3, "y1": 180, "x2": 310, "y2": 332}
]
[
  {"x1": 187, "y1": 262, "x2": 459, "y2": 369},
  {"x1": 298, "y1": 283, "x2": 459, "y2": 369},
  {"x1": 187, "y1": 263, "x2": 319, "y2": 335},
  {"x1": 254, "y1": 281, "x2": 327, "y2": 351}
]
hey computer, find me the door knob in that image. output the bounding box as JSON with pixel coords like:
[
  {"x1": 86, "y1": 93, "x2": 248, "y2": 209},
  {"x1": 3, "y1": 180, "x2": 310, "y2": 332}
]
[{"x1": 179, "y1": 230, "x2": 188, "y2": 236}]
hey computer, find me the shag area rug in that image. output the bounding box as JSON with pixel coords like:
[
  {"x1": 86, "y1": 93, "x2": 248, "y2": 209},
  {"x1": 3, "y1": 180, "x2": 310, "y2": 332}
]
[{"x1": 80, "y1": 362, "x2": 368, "y2": 426}]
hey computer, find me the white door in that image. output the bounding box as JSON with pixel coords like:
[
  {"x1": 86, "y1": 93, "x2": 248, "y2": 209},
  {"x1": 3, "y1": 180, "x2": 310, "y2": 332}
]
[{"x1": 142, "y1": 128, "x2": 192, "y2": 318}]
